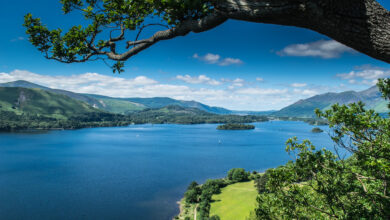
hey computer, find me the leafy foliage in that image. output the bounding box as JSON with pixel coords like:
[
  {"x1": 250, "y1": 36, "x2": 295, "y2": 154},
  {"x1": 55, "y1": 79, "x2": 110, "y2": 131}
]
[
  {"x1": 23, "y1": 0, "x2": 212, "y2": 71},
  {"x1": 227, "y1": 168, "x2": 250, "y2": 183},
  {"x1": 255, "y1": 79, "x2": 390, "y2": 219},
  {"x1": 254, "y1": 172, "x2": 269, "y2": 194},
  {"x1": 217, "y1": 123, "x2": 255, "y2": 130},
  {"x1": 185, "y1": 181, "x2": 201, "y2": 204}
]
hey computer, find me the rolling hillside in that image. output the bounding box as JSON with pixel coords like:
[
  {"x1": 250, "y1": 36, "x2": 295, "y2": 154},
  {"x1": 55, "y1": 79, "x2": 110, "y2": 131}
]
[
  {"x1": 0, "y1": 80, "x2": 231, "y2": 114},
  {"x1": 0, "y1": 87, "x2": 100, "y2": 119},
  {"x1": 274, "y1": 86, "x2": 389, "y2": 118},
  {"x1": 0, "y1": 80, "x2": 145, "y2": 114}
]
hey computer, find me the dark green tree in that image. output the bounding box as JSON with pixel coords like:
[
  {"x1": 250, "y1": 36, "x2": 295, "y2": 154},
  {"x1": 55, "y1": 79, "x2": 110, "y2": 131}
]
[
  {"x1": 209, "y1": 215, "x2": 220, "y2": 220},
  {"x1": 185, "y1": 188, "x2": 200, "y2": 204},
  {"x1": 227, "y1": 168, "x2": 249, "y2": 182},
  {"x1": 254, "y1": 172, "x2": 269, "y2": 194},
  {"x1": 187, "y1": 181, "x2": 199, "y2": 191}
]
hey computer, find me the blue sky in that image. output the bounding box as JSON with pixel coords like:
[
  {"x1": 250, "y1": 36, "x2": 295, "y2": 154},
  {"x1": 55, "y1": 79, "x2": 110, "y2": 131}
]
[{"x1": 1, "y1": 0, "x2": 390, "y2": 110}]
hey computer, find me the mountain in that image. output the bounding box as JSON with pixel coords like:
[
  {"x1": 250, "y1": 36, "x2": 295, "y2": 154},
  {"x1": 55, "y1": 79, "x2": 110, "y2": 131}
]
[
  {"x1": 84, "y1": 94, "x2": 146, "y2": 114},
  {"x1": 0, "y1": 80, "x2": 232, "y2": 114},
  {"x1": 273, "y1": 86, "x2": 389, "y2": 118},
  {"x1": 0, "y1": 87, "x2": 100, "y2": 119},
  {"x1": 0, "y1": 80, "x2": 145, "y2": 114},
  {"x1": 122, "y1": 97, "x2": 232, "y2": 114}
]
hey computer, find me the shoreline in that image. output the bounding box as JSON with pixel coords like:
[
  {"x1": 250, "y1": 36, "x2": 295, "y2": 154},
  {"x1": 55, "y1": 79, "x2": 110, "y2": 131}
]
[{"x1": 0, "y1": 118, "x2": 328, "y2": 133}]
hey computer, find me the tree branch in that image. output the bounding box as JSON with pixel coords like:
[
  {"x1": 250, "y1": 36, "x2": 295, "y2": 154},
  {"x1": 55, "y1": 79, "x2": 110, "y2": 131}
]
[
  {"x1": 215, "y1": 0, "x2": 390, "y2": 64},
  {"x1": 105, "y1": 12, "x2": 227, "y2": 61}
]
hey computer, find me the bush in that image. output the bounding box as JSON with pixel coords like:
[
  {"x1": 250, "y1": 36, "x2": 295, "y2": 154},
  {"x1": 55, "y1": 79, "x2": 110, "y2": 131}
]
[
  {"x1": 227, "y1": 168, "x2": 250, "y2": 182},
  {"x1": 185, "y1": 181, "x2": 201, "y2": 203},
  {"x1": 254, "y1": 172, "x2": 269, "y2": 193}
]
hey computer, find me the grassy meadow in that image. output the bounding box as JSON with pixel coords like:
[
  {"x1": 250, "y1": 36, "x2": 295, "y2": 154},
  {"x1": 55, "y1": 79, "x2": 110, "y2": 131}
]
[{"x1": 210, "y1": 181, "x2": 257, "y2": 220}]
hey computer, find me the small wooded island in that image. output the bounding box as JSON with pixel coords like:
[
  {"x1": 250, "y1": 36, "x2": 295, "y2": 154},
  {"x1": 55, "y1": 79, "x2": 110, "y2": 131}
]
[
  {"x1": 217, "y1": 123, "x2": 255, "y2": 130},
  {"x1": 311, "y1": 127, "x2": 324, "y2": 133}
]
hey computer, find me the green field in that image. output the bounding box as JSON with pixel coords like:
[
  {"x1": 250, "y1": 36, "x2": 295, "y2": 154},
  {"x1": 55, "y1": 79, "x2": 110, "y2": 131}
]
[{"x1": 210, "y1": 181, "x2": 258, "y2": 220}]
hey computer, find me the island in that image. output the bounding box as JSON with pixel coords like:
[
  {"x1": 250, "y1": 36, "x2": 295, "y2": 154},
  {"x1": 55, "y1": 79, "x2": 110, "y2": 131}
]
[
  {"x1": 217, "y1": 123, "x2": 255, "y2": 130},
  {"x1": 311, "y1": 127, "x2": 324, "y2": 133}
]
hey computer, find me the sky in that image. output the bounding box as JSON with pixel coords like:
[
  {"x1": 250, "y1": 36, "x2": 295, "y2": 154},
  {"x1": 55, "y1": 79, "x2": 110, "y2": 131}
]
[{"x1": 1, "y1": 0, "x2": 390, "y2": 111}]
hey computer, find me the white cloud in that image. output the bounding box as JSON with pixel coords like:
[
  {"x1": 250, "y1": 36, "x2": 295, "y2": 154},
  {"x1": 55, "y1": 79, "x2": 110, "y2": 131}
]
[
  {"x1": 232, "y1": 78, "x2": 245, "y2": 87},
  {"x1": 291, "y1": 83, "x2": 307, "y2": 88},
  {"x1": 277, "y1": 40, "x2": 354, "y2": 59},
  {"x1": 193, "y1": 53, "x2": 220, "y2": 64},
  {"x1": 0, "y1": 70, "x2": 158, "y2": 95},
  {"x1": 236, "y1": 88, "x2": 288, "y2": 95},
  {"x1": 222, "y1": 78, "x2": 245, "y2": 89},
  {"x1": 176, "y1": 74, "x2": 221, "y2": 85},
  {"x1": 193, "y1": 53, "x2": 243, "y2": 66},
  {"x1": 302, "y1": 89, "x2": 318, "y2": 96},
  {"x1": 256, "y1": 77, "x2": 264, "y2": 82},
  {"x1": 0, "y1": 70, "x2": 336, "y2": 111},
  {"x1": 219, "y1": 58, "x2": 243, "y2": 66},
  {"x1": 336, "y1": 66, "x2": 390, "y2": 85},
  {"x1": 10, "y1": 37, "x2": 25, "y2": 42}
]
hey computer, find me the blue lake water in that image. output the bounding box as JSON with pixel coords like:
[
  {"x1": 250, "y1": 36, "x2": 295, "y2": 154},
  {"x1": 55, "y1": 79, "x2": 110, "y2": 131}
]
[{"x1": 0, "y1": 121, "x2": 333, "y2": 220}]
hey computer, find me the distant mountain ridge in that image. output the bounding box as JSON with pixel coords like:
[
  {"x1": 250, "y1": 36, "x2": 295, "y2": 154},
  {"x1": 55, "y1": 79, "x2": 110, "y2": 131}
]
[
  {"x1": 273, "y1": 86, "x2": 389, "y2": 118},
  {"x1": 3, "y1": 80, "x2": 386, "y2": 118},
  {"x1": 0, "y1": 80, "x2": 233, "y2": 114},
  {"x1": 121, "y1": 97, "x2": 232, "y2": 114}
]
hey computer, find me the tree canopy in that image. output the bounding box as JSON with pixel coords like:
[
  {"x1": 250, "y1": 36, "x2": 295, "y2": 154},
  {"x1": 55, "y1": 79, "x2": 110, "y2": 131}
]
[
  {"x1": 24, "y1": 0, "x2": 390, "y2": 72},
  {"x1": 253, "y1": 79, "x2": 390, "y2": 219}
]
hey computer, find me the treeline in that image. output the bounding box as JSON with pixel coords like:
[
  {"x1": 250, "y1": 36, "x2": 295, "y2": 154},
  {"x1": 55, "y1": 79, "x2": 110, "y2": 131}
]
[
  {"x1": 126, "y1": 107, "x2": 268, "y2": 124},
  {"x1": 0, "y1": 111, "x2": 133, "y2": 131},
  {"x1": 273, "y1": 116, "x2": 328, "y2": 125},
  {"x1": 0, "y1": 108, "x2": 268, "y2": 132}
]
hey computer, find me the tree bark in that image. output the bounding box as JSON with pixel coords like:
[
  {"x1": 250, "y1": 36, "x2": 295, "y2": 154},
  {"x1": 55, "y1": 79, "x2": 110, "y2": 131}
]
[
  {"x1": 66, "y1": 0, "x2": 390, "y2": 64},
  {"x1": 215, "y1": 0, "x2": 390, "y2": 63}
]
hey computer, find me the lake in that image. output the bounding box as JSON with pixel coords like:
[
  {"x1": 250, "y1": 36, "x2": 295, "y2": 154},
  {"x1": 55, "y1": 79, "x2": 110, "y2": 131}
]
[{"x1": 0, "y1": 121, "x2": 333, "y2": 220}]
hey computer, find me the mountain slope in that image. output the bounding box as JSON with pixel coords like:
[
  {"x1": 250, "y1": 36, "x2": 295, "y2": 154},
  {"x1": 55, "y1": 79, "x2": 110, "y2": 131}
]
[
  {"x1": 0, "y1": 80, "x2": 104, "y2": 107},
  {"x1": 124, "y1": 97, "x2": 232, "y2": 114},
  {"x1": 0, "y1": 81, "x2": 230, "y2": 114},
  {"x1": 0, "y1": 80, "x2": 145, "y2": 114},
  {"x1": 0, "y1": 87, "x2": 100, "y2": 119},
  {"x1": 274, "y1": 86, "x2": 389, "y2": 118},
  {"x1": 85, "y1": 94, "x2": 145, "y2": 114}
]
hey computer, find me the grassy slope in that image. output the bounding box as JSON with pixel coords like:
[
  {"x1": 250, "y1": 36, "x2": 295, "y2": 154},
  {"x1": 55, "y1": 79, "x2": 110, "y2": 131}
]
[
  {"x1": 210, "y1": 181, "x2": 258, "y2": 220},
  {"x1": 0, "y1": 87, "x2": 99, "y2": 119},
  {"x1": 94, "y1": 97, "x2": 145, "y2": 114}
]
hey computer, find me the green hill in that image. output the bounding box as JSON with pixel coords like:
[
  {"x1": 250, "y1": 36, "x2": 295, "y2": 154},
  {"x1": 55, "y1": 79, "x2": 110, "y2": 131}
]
[
  {"x1": 124, "y1": 97, "x2": 232, "y2": 114},
  {"x1": 0, "y1": 87, "x2": 100, "y2": 119},
  {"x1": 0, "y1": 81, "x2": 230, "y2": 114},
  {"x1": 0, "y1": 81, "x2": 145, "y2": 114},
  {"x1": 127, "y1": 105, "x2": 268, "y2": 124},
  {"x1": 274, "y1": 86, "x2": 389, "y2": 118},
  {"x1": 84, "y1": 94, "x2": 146, "y2": 114}
]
